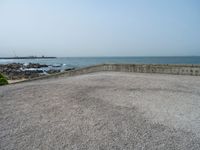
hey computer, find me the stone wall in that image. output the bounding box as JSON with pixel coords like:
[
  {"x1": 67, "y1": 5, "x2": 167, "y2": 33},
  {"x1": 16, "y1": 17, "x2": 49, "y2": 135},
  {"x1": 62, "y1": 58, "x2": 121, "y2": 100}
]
[{"x1": 102, "y1": 64, "x2": 200, "y2": 76}]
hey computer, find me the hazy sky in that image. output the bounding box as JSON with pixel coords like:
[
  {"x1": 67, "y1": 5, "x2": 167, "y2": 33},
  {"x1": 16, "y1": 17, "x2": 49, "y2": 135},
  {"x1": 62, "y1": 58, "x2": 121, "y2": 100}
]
[{"x1": 0, "y1": 0, "x2": 200, "y2": 57}]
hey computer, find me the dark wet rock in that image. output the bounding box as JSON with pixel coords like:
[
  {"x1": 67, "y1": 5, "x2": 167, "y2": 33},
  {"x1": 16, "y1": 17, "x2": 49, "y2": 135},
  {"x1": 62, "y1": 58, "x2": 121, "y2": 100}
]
[
  {"x1": 65, "y1": 68, "x2": 75, "y2": 71},
  {"x1": 26, "y1": 63, "x2": 48, "y2": 68},
  {"x1": 47, "y1": 69, "x2": 61, "y2": 74}
]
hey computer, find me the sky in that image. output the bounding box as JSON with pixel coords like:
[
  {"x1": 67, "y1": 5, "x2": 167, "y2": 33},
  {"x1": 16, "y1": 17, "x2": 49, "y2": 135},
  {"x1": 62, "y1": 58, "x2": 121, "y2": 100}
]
[{"x1": 0, "y1": 0, "x2": 200, "y2": 57}]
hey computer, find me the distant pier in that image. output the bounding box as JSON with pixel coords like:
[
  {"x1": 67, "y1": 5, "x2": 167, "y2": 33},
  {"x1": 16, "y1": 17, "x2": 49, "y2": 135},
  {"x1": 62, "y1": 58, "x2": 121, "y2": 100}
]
[{"x1": 0, "y1": 56, "x2": 56, "y2": 59}]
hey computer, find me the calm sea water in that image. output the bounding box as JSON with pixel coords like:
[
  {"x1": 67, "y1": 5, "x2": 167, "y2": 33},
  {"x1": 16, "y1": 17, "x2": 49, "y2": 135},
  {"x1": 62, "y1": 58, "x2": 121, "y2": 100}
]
[{"x1": 0, "y1": 57, "x2": 200, "y2": 69}]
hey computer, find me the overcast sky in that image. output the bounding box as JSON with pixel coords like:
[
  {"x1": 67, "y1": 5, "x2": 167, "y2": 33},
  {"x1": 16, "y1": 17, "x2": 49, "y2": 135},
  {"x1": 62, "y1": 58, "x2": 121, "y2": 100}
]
[{"x1": 0, "y1": 0, "x2": 200, "y2": 57}]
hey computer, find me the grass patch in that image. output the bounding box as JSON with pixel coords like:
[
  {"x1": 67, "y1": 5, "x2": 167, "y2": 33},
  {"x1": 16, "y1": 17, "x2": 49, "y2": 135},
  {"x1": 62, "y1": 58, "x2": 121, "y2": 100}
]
[{"x1": 0, "y1": 73, "x2": 8, "y2": 86}]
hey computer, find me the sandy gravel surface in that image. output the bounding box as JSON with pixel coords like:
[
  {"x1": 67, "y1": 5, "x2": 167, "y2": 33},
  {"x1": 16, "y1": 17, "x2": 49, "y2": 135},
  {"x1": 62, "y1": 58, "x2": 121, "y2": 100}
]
[{"x1": 1, "y1": 72, "x2": 200, "y2": 150}]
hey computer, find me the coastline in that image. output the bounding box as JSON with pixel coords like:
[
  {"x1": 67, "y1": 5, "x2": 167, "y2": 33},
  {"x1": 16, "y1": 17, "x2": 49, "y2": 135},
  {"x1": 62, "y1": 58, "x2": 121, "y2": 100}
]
[
  {"x1": 2, "y1": 63, "x2": 200, "y2": 85},
  {"x1": 0, "y1": 63, "x2": 75, "y2": 81}
]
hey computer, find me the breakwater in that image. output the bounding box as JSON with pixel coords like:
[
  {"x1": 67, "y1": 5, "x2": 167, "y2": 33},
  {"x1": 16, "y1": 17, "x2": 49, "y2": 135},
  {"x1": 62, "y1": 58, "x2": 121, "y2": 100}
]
[
  {"x1": 12, "y1": 64, "x2": 200, "y2": 84},
  {"x1": 0, "y1": 56, "x2": 56, "y2": 59}
]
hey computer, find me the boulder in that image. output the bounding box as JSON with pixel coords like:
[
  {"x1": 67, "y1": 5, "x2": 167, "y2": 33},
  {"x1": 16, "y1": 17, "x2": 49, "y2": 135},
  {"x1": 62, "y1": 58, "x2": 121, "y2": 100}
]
[
  {"x1": 65, "y1": 68, "x2": 75, "y2": 71},
  {"x1": 47, "y1": 69, "x2": 61, "y2": 74}
]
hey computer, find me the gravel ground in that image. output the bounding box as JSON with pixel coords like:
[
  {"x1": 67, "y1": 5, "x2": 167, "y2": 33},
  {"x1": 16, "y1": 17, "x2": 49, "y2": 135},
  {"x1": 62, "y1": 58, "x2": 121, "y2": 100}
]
[{"x1": 1, "y1": 72, "x2": 200, "y2": 150}]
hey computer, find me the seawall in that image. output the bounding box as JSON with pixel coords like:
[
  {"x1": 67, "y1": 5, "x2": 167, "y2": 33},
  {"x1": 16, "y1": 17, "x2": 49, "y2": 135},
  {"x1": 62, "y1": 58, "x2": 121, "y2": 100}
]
[
  {"x1": 103, "y1": 64, "x2": 200, "y2": 76},
  {"x1": 10, "y1": 64, "x2": 200, "y2": 84}
]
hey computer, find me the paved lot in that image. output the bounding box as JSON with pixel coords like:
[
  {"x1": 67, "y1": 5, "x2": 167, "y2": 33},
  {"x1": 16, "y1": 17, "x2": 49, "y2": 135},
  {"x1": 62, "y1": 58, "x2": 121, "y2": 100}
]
[{"x1": 1, "y1": 72, "x2": 200, "y2": 149}]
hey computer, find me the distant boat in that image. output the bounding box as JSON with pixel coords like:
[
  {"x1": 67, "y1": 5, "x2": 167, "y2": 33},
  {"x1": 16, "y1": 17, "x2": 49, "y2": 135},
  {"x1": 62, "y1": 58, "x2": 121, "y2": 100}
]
[{"x1": 0, "y1": 56, "x2": 56, "y2": 59}]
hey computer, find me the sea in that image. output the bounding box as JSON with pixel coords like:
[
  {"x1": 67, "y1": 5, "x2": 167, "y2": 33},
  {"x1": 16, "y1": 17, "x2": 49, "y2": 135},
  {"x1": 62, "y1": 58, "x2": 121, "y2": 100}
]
[{"x1": 0, "y1": 56, "x2": 200, "y2": 71}]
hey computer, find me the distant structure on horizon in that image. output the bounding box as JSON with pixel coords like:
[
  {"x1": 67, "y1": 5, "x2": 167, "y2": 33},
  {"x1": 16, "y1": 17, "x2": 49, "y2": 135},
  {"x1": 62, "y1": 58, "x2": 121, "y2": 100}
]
[{"x1": 0, "y1": 56, "x2": 56, "y2": 59}]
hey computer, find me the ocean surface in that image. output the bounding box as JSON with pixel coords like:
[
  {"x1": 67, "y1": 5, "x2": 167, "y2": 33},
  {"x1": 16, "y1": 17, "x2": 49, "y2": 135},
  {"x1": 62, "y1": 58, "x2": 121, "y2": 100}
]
[{"x1": 0, "y1": 57, "x2": 200, "y2": 70}]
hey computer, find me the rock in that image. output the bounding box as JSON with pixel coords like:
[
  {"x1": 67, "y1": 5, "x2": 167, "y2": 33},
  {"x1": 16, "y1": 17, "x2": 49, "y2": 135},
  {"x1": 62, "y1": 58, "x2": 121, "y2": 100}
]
[
  {"x1": 0, "y1": 63, "x2": 48, "y2": 80},
  {"x1": 47, "y1": 69, "x2": 61, "y2": 74},
  {"x1": 0, "y1": 63, "x2": 22, "y2": 72},
  {"x1": 65, "y1": 68, "x2": 75, "y2": 71},
  {"x1": 7, "y1": 70, "x2": 24, "y2": 80},
  {"x1": 24, "y1": 71, "x2": 40, "y2": 79},
  {"x1": 26, "y1": 63, "x2": 48, "y2": 68}
]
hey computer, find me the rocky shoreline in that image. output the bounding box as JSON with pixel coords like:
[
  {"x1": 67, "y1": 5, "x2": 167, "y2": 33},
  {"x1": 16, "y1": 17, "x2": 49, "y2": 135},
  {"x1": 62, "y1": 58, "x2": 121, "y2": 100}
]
[{"x1": 0, "y1": 63, "x2": 75, "y2": 80}]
